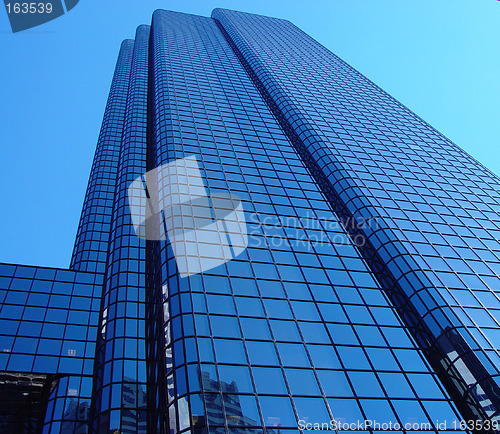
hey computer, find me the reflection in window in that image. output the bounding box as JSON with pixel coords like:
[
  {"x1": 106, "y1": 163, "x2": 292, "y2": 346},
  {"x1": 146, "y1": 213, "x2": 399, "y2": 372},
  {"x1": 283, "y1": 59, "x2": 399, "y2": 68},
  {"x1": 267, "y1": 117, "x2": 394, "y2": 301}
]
[
  {"x1": 294, "y1": 396, "x2": 330, "y2": 425},
  {"x1": 224, "y1": 394, "x2": 261, "y2": 427},
  {"x1": 217, "y1": 365, "x2": 254, "y2": 393}
]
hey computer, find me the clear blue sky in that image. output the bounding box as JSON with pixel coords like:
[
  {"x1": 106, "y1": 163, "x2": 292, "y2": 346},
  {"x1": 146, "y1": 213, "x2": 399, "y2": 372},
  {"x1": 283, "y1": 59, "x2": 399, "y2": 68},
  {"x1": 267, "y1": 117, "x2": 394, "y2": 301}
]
[{"x1": 1, "y1": 0, "x2": 499, "y2": 268}]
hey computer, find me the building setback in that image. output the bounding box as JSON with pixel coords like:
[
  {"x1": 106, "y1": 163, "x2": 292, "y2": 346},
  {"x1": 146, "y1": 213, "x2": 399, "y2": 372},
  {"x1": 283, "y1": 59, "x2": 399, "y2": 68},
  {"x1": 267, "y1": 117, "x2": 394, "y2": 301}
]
[{"x1": 1, "y1": 8, "x2": 500, "y2": 434}]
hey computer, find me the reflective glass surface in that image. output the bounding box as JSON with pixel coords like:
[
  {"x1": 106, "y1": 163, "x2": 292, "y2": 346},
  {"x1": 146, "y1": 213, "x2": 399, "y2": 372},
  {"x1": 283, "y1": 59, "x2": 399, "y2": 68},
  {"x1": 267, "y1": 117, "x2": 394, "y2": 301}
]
[{"x1": 2, "y1": 7, "x2": 500, "y2": 434}]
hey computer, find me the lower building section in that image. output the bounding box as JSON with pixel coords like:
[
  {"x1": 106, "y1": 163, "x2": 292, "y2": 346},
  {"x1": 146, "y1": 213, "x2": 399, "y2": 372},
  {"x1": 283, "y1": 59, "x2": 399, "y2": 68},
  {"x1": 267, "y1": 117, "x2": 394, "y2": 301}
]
[{"x1": 0, "y1": 373, "x2": 55, "y2": 433}]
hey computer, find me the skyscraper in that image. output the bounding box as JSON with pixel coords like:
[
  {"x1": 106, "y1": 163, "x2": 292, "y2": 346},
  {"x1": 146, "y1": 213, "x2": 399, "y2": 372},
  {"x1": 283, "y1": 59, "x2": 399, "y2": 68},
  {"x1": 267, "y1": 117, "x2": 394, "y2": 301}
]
[{"x1": 1, "y1": 7, "x2": 500, "y2": 433}]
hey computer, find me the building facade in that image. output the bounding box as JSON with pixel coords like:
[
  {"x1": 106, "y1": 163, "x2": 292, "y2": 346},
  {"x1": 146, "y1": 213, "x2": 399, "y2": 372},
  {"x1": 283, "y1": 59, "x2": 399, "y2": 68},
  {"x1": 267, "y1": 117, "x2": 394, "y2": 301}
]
[{"x1": 1, "y1": 8, "x2": 500, "y2": 434}]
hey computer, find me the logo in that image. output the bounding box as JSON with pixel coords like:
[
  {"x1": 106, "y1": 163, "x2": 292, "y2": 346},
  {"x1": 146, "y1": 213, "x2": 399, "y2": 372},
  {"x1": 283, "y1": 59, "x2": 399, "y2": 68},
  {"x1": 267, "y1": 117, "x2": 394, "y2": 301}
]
[
  {"x1": 128, "y1": 156, "x2": 248, "y2": 277},
  {"x1": 3, "y1": 0, "x2": 79, "y2": 33}
]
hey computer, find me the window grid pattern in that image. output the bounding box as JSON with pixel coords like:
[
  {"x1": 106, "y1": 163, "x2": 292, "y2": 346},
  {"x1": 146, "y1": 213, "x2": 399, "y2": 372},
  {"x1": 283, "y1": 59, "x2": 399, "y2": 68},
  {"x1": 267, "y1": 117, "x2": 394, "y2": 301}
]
[
  {"x1": 91, "y1": 26, "x2": 149, "y2": 434},
  {"x1": 0, "y1": 263, "x2": 102, "y2": 432},
  {"x1": 1, "y1": 8, "x2": 499, "y2": 434},
  {"x1": 43, "y1": 375, "x2": 93, "y2": 434},
  {"x1": 149, "y1": 10, "x2": 463, "y2": 433},
  {"x1": 213, "y1": 8, "x2": 500, "y2": 423},
  {"x1": 0, "y1": 263, "x2": 102, "y2": 376},
  {"x1": 70, "y1": 40, "x2": 135, "y2": 274}
]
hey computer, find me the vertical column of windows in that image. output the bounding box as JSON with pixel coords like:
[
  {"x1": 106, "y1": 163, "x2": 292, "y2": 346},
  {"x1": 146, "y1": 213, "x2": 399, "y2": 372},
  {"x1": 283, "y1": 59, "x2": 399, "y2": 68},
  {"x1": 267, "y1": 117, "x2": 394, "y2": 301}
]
[
  {"x1": 90, "y1": 27, "x2": 149, "y2": 434},
  {"x1": 70, "y1": 41, "x2": 134, "y2": 274},
  {"x1": 148, "y1": 10, "x2": 463, "y2": 433},
  {"x1": 212, "y1": 8, "x2": 500, "y2": 424}
]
